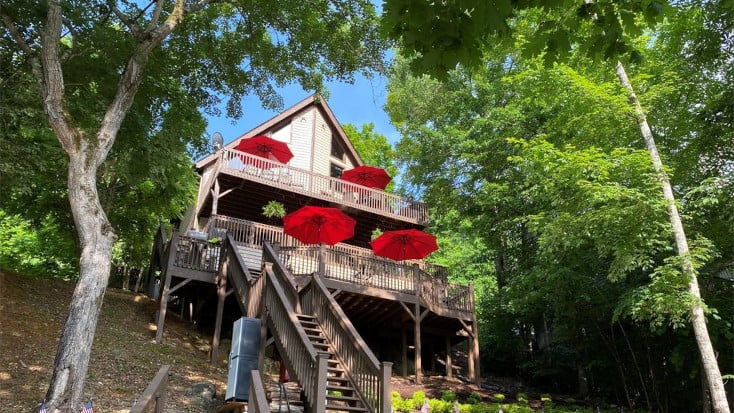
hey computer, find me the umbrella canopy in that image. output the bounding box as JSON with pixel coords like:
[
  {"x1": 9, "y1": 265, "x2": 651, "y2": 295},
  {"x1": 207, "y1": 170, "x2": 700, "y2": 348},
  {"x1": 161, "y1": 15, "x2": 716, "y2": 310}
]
[
  {"x1": 340, "y1": 165, "x2": 392, "y2": 189},
  {"x1": 235, "y1": 135, "x2": 294, "y2": 164},
  {"x1": 370, "y1": 229, "x2": 438, "y2": 261},
  {"x1": 283, "y1": 206, "x2": 356, "y2": 245}
]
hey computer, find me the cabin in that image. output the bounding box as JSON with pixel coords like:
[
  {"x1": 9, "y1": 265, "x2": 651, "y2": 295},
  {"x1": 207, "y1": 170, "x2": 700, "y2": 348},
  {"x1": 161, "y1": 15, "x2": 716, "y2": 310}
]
[{"x1": 147, "y1": 95, "x2": 480, "y2": 413}]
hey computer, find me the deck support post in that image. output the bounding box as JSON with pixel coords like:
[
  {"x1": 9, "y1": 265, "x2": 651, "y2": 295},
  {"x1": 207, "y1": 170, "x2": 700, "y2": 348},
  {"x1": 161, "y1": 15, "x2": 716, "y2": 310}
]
[
  {"x1": 469, "y1": 284, "x2": 481, "y2": 385},
  {"x1": 401, "y1": 327, "x2": 408, "y2": 377},
  {"x1": 155, "y1": 234, "x2": 179, "y2": 343},
  {"x1": 318, "y1": 243, "x2": 326, "y2": 276},
  {"x1": 414, "y1": 303, "x2": 422, "y2": 384},
  {"x1": 210, "y1": 270, "x2": 228, "y2": 365},
  {"x1": 445, "y1": 336, "x2": 453, "y2": 378},
  {"x1": 211, "y1": 178, "x2": 220, "y2": 216}
]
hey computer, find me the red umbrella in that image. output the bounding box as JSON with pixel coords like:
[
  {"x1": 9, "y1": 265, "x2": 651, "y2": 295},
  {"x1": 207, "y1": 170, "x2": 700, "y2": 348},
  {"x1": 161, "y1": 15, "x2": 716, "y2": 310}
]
[
  {"x1": 235, "y1": 135, "x2": 294, "y2": 164},
  {"x1": 283, "y1": 206, "x2": 356, "y2": 245},
  {"x1": 370, "y1": 229, "x2": 438, "y2": 261},
  {"x1": 340, "y1": 166, "x2": 392, "y2": 189}
]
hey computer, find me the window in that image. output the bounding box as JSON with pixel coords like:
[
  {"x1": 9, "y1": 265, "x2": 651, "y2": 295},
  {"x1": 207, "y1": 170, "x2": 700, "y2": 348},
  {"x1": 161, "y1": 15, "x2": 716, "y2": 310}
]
[
  {"x1": 330, "y1": 163, "x2": 344, "y2": 178},
  {"x1": 331, "y1": 135, "x2": 345, "y2": 160}
]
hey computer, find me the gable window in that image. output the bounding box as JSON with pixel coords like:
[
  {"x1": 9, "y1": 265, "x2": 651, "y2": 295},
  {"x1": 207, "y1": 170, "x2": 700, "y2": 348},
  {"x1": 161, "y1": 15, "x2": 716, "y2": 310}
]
[
  {"x1": 331, "y1": 135, "x2": 345, "y2": 160},
  {"x1": 330, "y1": 163, "x2": 344, "y2": 178}
]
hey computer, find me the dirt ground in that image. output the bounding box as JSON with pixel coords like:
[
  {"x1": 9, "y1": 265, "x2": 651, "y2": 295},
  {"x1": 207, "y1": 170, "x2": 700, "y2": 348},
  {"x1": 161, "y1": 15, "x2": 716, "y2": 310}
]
[{"x1": 0, "y1": 270, "x2": 535, "y2": 412}]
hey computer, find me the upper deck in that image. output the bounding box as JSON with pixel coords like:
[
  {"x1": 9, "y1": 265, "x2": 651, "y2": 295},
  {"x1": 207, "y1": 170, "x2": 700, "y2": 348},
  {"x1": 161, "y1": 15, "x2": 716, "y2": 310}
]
[{"x1": 202, "y1": 149, "x2": 429, "y2": 228}]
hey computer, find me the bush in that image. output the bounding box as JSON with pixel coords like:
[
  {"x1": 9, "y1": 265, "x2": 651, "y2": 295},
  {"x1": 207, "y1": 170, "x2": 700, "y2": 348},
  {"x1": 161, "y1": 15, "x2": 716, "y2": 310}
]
[
  {"x1": 441, "y1": 390, "x2": 457, "y2": 402},
  {"x1": 411, "y1": 390, "x2": 427, "y2": 409},
  {"x1": 516, "y1": 393, "x2": 528, "y2": 405},
  {"x1": 466, "y1": 392, "x2": 482, "y2": 404},
  {"x1": 492, "y1": 393, "x2": 505, "y2": 403}
]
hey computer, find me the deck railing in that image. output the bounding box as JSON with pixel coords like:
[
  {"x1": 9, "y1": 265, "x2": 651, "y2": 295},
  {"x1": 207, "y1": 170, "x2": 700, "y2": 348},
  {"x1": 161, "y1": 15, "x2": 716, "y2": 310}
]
[
  {"x1": 302, "y1": 274, "x2": 392, "y2": 413},
  {"x1": 220, "y1": 149, "x2": 429, "y2": 225},
  {"x1": 172, "y1": 234, "x2": 221, "y2": 273},
  {"x1": 207, "y1": 215, "x2": 472, "y2": 313},
  {"x1": 247, "y1": 371, "x2": 271, "y2": 413}
]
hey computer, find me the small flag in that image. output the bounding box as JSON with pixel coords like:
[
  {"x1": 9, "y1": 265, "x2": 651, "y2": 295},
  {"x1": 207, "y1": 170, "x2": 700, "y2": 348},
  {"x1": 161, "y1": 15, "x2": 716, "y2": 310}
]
[
  {"x1": 420, "y1": 399, "x2": 430, "y2": 413},
  {"x1": 39, "y1": 401, "x2": 48, "y2": 413},
  {"x1": 80, "y1": 400, "x2": 93, "y2": 413},
  {"x1": 453, "y1": 401, "x2": 460, "y2": 413}
]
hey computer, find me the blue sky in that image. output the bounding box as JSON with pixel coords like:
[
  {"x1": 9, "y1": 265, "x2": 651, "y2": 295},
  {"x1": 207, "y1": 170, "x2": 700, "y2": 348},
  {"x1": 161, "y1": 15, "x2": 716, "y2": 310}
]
[{"x1": 205, "y1": 73, "x2": 400, "y2": 147}]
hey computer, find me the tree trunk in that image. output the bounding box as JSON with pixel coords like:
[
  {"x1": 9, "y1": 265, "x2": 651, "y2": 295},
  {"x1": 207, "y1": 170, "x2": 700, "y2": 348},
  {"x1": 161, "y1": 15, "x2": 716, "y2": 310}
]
[
  {"x1": 44, "y1": 155, "x2": 117, "y2": 412},
  {"x1": 615, "y1": 61, "x2": 730, "y2": 413}
]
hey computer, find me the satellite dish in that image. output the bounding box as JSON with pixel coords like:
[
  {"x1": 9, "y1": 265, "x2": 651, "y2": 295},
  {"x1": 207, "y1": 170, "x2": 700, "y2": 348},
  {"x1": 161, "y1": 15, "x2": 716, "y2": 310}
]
[{"x1": 212, "y1": 132, "x2": 224, "y2": 150}]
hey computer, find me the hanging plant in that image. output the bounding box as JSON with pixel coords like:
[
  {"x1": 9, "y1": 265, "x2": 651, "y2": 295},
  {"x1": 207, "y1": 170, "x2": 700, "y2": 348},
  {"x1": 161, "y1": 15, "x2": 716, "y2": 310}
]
[
  {"x1": 262, "y1": 200, "x2": 286, "y2": 220},
  {"x1": 371, "y1": 227, "x2": 383, "y2": 241}
]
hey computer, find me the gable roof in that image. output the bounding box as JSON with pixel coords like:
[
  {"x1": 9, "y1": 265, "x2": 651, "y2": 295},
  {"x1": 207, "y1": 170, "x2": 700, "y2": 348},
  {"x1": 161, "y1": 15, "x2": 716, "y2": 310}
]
[{"x1": 195, "y1": 94, "x2": 363, "y2": 170}]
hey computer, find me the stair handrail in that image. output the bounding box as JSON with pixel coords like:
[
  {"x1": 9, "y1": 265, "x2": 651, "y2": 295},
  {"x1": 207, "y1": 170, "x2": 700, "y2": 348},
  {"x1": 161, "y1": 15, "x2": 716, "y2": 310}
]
[
  {"x1": 261, "y1": 263, "x2": 328, "y2": 412},
  {"x1": 302, "y1": 274, "x2": 393, "y2": 413},
  {"x1": 220, "y1": 233, "x2": 258, "y2": 316},
  {"x1": 246, "y1": 370, "x2": 271, "y2": 413},
  {"x1": 262, "y1": 242, "x2": 301, "y2": 312}
]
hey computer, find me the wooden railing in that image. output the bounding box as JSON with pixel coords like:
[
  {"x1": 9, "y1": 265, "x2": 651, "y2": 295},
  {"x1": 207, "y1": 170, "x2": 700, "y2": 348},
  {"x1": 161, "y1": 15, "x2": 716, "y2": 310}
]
[
  {"x1": 131, "y1": 365, "x2": 170, "y2": 413},
  {"x1": 220, "y1": 149, "x2": 429, "y2": 225},
  {"x1": 207, "y1": 215, "x2": 473, "y2": 313},
  {"x1": 171, "y1": 234, "x2": 221, "y2": 273},
  {"x1": 278, "y1": 245, "x2": 473, "y2": 314},
  {"x1": 247, "y1": 371, "x2": 271, "y2": 413},
  {"x1": 302, "y1": 275, "x2": 392, "y2": 413},
  {"x1": 260, "y1": 262, "x2": 327, "y2": 412}
]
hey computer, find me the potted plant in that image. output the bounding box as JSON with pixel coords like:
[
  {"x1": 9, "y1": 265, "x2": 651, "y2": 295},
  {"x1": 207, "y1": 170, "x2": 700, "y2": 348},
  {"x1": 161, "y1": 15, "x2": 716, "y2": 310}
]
[{"x1": 262, "y1": 200, "x2": 286, "y2": 221}]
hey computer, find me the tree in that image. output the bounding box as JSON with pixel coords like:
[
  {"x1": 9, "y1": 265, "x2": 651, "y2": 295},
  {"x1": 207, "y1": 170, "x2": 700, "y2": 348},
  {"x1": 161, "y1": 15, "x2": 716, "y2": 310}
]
[
  {"x1": 382, "y1": 2, "x2": 730, "y2": 410},
  {"x1": 342, "y1": 122, "x2": 398, "y2": 190},
  {"x1": 1, "y1": 1, "x2": 385, "y2": 411}
]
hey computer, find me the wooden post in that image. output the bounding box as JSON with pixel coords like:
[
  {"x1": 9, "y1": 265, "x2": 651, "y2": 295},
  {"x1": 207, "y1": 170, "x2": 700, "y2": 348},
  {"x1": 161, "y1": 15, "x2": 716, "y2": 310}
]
[
  {"x1": 210, "y1": 273, "x2": 228, "y2": 365},
  {"x1": 313, "y1": 352, "x2": 330, "y2": 412},
  {"x1": 446, "y1": 336, "x2": 453, "y2": 378},
  {"x1": 414, "y1": 303, "x2": 422, "y2": 384},
  {"x1": 469, "y1": 284, "x2": 481, "y2": 385},
  {"x1": 155, "y1": 235, "x2": 179, "y2": 343},
  {"x1": 318, "y1": 243, "x2": 326, "y2": 276},
  {"x1": 211, "y1": 178, "x2": 220, "y2": 216},
  {"x1": 380, "y1": 362, "x2": 393, "y2": 413},
  {"x1": 401, "y1": 327, "x2": 408, "y2": 377}
]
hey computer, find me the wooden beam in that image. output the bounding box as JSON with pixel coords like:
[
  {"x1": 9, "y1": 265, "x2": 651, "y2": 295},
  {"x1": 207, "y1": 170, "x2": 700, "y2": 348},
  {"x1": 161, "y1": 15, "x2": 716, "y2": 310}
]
[
  {"x1": 401, "y1": 327, "x2": 408, "y2": 377},
  {"x1": 414, "y1": 302, "x2": 422, "y2": 384},
  {"x1": 210, "y1": 273, "x2": 228, "y2": 365},
  {"x1": 445, "y1": 336, "x2": 453, "y2": 378},
  {"x1": 155, "y1": 236, "x2": 179, "y2": 343},
  {"x1": 165, "y1": 278, "x2": 192, "y2": 296}
]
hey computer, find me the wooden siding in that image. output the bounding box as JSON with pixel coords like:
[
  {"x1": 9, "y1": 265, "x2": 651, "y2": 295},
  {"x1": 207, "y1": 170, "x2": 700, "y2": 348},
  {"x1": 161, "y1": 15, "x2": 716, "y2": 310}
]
[
  {"x1": 288, "y1": 110, "x2": 314, "y2": 171},
  {"x1": 313, "y1": 109, "x2": 332, "y2": 176}
]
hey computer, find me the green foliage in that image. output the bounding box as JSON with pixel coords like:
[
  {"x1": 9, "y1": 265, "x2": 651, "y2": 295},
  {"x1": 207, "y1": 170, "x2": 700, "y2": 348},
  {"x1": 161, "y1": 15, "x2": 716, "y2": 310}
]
[
  {"x1": 466, "y1": 392, "x2": 482, "y2": 404},
  {"x1": 381, "y1": 0, "x2": 669, "y2": 78},
  {"x1": 491, "y1": 393, "x2": 505, "y2": 402},
  {"x1": 410, "y1": 390, "x2": 426, "y2": 409},
  {"x1": 371, "y1": 227, "x2": 383, "y2": 241},
  {"x1": 262, "y1": 200, "x2": 287, "y2": 220},
  {"x1": 440, "y1": 389, "x2": 457, "y2": 402},
  {"x1": 341, "y1": 122, "x2": 398, "y2": 192}
]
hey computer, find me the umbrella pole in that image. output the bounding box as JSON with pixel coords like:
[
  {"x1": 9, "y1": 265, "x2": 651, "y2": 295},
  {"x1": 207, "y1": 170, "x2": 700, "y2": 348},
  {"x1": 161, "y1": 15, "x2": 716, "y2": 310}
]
[{"x1": 318, "y1": 243, "x2": 326, "y2": 276}]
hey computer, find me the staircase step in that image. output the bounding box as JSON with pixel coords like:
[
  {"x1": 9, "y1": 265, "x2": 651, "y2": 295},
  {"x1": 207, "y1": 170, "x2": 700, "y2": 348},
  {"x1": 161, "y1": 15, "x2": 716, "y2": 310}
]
[
  {"x1": 326, "y1": 403, "x2": 367, "y2": 412},
  {"x1": 327, "y1": 394, "x2": 362, "y2": 403}
]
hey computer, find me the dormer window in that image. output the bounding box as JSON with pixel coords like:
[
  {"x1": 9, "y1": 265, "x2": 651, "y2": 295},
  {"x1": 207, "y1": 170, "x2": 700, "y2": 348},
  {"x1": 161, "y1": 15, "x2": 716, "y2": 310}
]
[{"x1": 331, "y1": 134, "x2": 345, "y2": 161}]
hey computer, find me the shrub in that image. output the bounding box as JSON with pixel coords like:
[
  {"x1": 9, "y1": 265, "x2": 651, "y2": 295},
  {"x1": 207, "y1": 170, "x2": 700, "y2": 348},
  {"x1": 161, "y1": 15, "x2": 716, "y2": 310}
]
[
  {"x1": 411, "y1": 390, "x2": 427, "y2": 409},
  {"x1": 492, "y1": 393, "x2": 505, "y2": 402},
  {"x1": 441, "y1": 390, "x2": 457, "y2": 402},
  {"x1": 516, "y1": 393, "x2": 528, "y2": 405},
  {"x1": 466, "y1": 392, "x2": 482, "y2": 404}
]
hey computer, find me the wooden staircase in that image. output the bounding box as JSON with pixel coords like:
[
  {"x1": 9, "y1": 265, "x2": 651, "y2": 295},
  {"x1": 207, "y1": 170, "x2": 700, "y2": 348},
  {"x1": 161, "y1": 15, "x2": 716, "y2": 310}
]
[{"x1": 297, "y1": 314, "x2": 369, "y2": 413}]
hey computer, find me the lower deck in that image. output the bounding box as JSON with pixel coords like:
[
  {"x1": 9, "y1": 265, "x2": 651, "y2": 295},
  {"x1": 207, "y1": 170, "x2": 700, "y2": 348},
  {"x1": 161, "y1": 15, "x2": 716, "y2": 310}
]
[{"x1": 150, "y1": 222, "x2": 480, "y2": 384}]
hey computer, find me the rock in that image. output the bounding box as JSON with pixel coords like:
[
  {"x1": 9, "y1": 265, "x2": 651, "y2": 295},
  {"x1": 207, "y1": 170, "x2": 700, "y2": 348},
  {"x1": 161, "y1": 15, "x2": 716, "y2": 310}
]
[{"x1": 186, "y1": 381, "x2": 218, "y2": 411}]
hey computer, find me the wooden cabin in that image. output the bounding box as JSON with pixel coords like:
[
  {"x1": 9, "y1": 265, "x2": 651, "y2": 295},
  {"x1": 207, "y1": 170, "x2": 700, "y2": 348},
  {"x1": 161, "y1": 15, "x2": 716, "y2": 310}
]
[{"x1": 148, "y1": 95, "x2": 480, "y2": 413}]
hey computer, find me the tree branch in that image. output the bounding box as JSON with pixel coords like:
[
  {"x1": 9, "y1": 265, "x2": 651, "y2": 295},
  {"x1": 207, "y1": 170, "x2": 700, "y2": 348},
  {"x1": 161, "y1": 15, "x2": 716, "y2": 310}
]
[
  {"x1": 59, "y1": 17, "x2": 80, "y2": 63},
  {"x1": 41, "y1": 0, "x2": 78, "y2": 154},
  {"x1": 146, "y1": 0, "x2": 165, "y2": 32},
  {"x1": 108, "y1": 0, "x2": 145, "y2": 40}
]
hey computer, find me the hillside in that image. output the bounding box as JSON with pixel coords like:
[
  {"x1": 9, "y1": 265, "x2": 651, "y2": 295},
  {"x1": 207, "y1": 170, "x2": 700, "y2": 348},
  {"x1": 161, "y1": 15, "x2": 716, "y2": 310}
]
[{"x1": 0, "y1": 270, "x2": 228, "y2": 412}]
